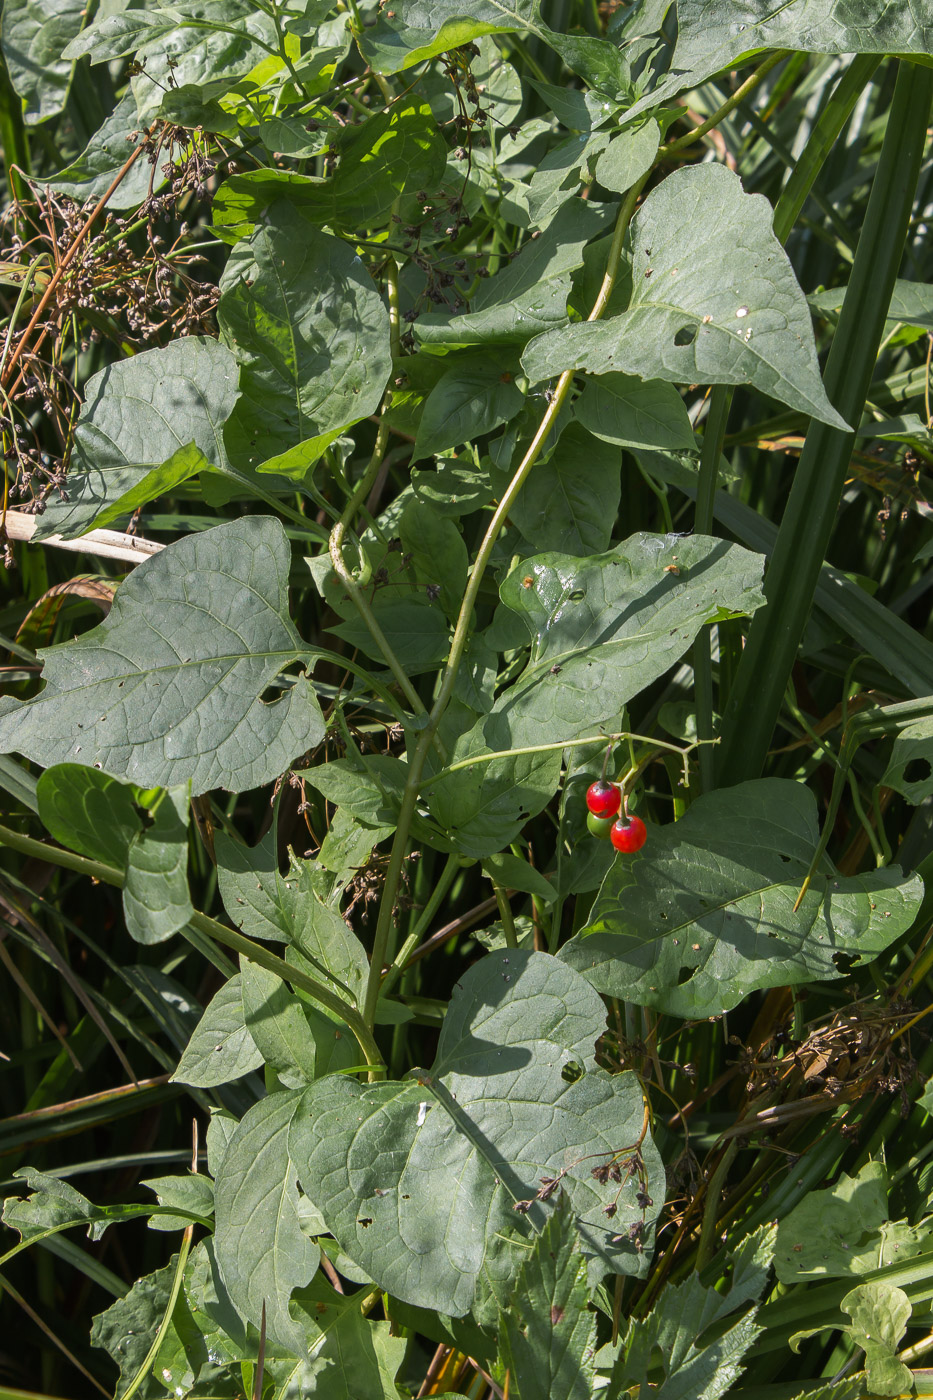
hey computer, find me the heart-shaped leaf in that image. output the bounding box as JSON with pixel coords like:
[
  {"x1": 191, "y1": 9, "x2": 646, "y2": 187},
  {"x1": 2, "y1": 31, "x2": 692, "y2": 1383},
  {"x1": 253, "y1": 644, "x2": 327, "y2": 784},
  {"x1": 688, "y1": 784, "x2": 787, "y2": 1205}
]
[
  {"x1": 559, "y1": 779, "x2": 924, "y2": 1018},
  {"x1": 289, "y1": 951, "x2": 663, "y2": 1319},
  {"x1": 523, "y1": 165, "x2": 848, "y2": 431},
  {"x1": 0, "y1": 517, "x2": 325, "y2": 793}
]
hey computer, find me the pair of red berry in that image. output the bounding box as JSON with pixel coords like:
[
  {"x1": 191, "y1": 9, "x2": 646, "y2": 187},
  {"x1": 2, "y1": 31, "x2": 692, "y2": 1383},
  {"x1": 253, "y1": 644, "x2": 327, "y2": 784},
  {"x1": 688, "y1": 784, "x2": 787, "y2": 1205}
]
[{"x1": 585, "y1": 781, "x2": 647, "y2": 853}]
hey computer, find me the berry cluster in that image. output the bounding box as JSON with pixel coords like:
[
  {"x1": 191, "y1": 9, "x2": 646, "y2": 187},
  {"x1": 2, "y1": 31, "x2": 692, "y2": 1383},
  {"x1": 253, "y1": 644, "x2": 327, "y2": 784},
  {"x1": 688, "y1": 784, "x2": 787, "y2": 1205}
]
[{"x1": 585, "y1": 782, "x2": 647, "y2": 854}]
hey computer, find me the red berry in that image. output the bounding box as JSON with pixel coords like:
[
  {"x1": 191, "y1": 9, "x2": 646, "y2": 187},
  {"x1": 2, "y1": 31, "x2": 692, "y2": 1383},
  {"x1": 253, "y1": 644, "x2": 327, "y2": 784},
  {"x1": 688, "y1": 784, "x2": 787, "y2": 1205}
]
[
  {"x1": 586, "y1": 781, "x2": 621, "y2": 819},
  {"x1": 610, "y1": 814, "x2": 647, "y2": 854},
  {"x1": 586, "y1": 811, "x2": 615, "y2": 840}
]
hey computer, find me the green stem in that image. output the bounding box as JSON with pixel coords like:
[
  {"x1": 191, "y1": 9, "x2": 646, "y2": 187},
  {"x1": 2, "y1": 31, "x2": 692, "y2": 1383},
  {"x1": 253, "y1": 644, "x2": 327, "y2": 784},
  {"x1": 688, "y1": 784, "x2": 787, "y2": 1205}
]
[
  {"x1": 693, "y1": 386, "x2": 732, "y2": 791},
  {"x1": 380, "y1": 852, "x2": 461, "y2": 997},
  {"x1": 659, "y1": 51, "x2": 790, "y2": 160},
  {"x1": 0, "y1": 822, "x2": 385, "y2": 1074},
  {"x1": 718, "y1": 60, "x2": 933, "y2": 786},
  {"x1": 361, "y1": 179, "x2": 649, "y2": 1038},
  {"x1": 696, "y1": 1139, "x2": 738, "y2": 1272},
  {"x1": 120, "y1": 1231, "x2": 192, "y2": 1400},
  {"x1": 492, "y1": 880, "x2": 519, "y2": 949}
]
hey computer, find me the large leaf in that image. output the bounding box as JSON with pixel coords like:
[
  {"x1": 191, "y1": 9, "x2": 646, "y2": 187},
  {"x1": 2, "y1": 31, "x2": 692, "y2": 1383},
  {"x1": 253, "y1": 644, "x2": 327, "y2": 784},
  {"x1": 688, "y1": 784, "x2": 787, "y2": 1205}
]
[
  {"x1": 217, "y1": 203, "x2": 392, "y2": 472},
  {"x1": 481, "y1": 532, "x2": 765, "y2": 750},
  {"x1": 1, "y1": 0, "x2": 85, "y2": 123},
  {"x1": 497, "y1": 1197, "x2": 597, "y2": 1400},
  {"x1": 773, "y1": 1164, "x2": 933, "y2": 1283},
  {"x1": 411, "y1": 362, "x2": 524, "y2": 462},
  {"x1": 559, "y1": 779, "x2": 924, "y2": 1018},
  {"x1": 35, "y1": 338, "x2": 239, "y2": 540},
  {"x1": 92, "y1": 1256, "x2": 181, "y2": 1399},
  {"x1": 522, "y1": 166, "x2": 848, "y2": 431},
  {"x1": 426, "y1": 739, "x2": 562, "y2": 858},
  {"x1": 266, "y1": 1282, "x2": 408, "y2": 1400},
  {"x1": 289, "y1": 951, "x2": 664, "y2": 1320},
  {"x1": 213, "y1": 1090, "x2": 320, "y2": 1356},
  {"x1": 0, "y1": 518, "x2": 325, "y2": 793},
  {"x1": 674, "y1": 0, "x2": 933, "y2": 77}
]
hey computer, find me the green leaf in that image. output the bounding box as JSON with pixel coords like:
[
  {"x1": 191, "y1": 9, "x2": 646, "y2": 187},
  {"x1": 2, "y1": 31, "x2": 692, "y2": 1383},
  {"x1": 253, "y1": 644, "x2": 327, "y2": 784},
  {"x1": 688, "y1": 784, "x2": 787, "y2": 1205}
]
[
  {"x1": 142, "y1": 1173, "x2": 214, "y2": 1232},
  {"x1": 213, "y1": 1089, "x2": 320, "y2": 1356},
  {"x1": 171, "y1": 975, "x2": 264, "y2": 1089},
  {"x1": 509, "y1": 422, "x2": 621, "y2": 557},
  {"x1": 36, "y1": 762, "x2": 142, "y2": 868},
  {"x1": 0, "y1": 517, "x2": 326, "y2": 793},
  {"x1": 399, "y1": 498, "x2": 469, "y2": 622},
  {"x1": 123, "y1": 785, "x2": 194, "y2": 945},
  {"x1": 416, "y1": 200, "x2": 615, "y2": 347},
  {"x1": 91, "y1": 1255, "x2": 180, "y2": 1399},
  {"x1": 560, "y1": 779, "x2": 924, "y2": 1018},
  {"x1": 40, "y1": 92, "x2": 156, "y2": 208},
  {"x1": 318, "y1": 808, "x2": 393, "y2": 878},
  {"x1": 574, "y1": 373, "x2": 696, "y2": 452},
  {"x1": 595, "y1": 119, "x2": 660, "y2": 194},
  {"x1": 2, "y1": 0, "x2": 85, "y2": 123},
  {"x1": 240, "y1": 961, "x2": 321, "y2": 1086},
  {"x1": 774, "y1": 1163, "x2": 933, "y2": 1282},
  {"x1": 35, "y1": 338, "x2": 239, "y2": 541},
  {"x1": 483, "y1": 532, "x2": 765, "y2": 749},
  {"x1": 266, "y1": 1304, "x2": 407, "y2": 1399},
  {"x1": 357, "y1": 0, "x2": 542, "y2": 74},
  {"x1": 482, "y1": 851, "x2": 557, "y2": 903},
  {"x1": 325, "y1": 98, "x2": 447, "y2": 230},
  {"x1": 411, "y1": 363, "x2": 524, "y2": 463},
  {"x1": 217, "y1": 203, "x2": 392, "y2": 471},
  {"x1": 3, "y1": 1168, "x2": 110, "y2": 1244},
  {"x1": 841, "y1": 1283, "x2": 913, "y2": 1398},
  {"x1": 497, "y1": 1196, "x2": 597, "y2": 1400},
  {"x1": 523, "y1": 166, "x2": 848, "y2": 431},
  {"x1": 881, "y1": 714, "x2": 933, "y2": 804},
  {"x1": 330, "y1": 597, "x2": 451, "y2": 673},
  {"x1": 289, "y1": 950, "x2": 664, "y2": 1320},
  {"x1": 608, "y1": 1270, "x2": 762, "y2": 1400},
  {"x1": 411, "y1": 459, "x2": 495, "y2": 517},
  {"x1": 426, "y1": 739, "x2": 562, "y2": 858},
  {"x1": 301, "y1": 756, "x2": 408, "y2": 829},
  {"x1": 216, "y1": 829, "x2": 369, "y2": 1002},
  {"x1": 674, "y1": 0, "x2": 933, "y2": 74}
]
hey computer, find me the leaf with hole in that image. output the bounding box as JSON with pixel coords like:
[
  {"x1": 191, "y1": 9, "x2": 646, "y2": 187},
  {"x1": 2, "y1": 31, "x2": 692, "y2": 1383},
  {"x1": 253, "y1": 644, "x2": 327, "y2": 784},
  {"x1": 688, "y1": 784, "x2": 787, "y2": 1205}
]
[{"x1": 523, "y1": 165, "x2": 848, "y2": 431}]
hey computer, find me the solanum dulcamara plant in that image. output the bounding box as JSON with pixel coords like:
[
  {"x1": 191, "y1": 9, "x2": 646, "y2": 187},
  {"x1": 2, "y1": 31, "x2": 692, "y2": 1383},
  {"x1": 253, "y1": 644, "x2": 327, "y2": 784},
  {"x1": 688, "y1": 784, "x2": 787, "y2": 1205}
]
[{"x1": 4, "y1": 1, "x2": 933, "y2": 1396}]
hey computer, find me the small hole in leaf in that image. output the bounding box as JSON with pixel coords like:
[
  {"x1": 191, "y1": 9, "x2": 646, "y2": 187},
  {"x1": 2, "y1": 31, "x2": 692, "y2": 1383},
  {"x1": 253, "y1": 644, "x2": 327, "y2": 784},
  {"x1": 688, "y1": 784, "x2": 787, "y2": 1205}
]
[
  {"x1": 561, "y1": 1060, "x2": 583, "y2": 1083},
  {"x1": 674, "y1": 325, "x2": 697, "y2": 346},
  {"x1": 569, "y1": 588, "x2": 585, "y2": 602},
  {"x1": 904, "y1": 757, "x2": 932, "y2": 785},
  {"x1": 780, "y1": 853, "x2": 791, "y2": 863},
  {"x1": 358, "y1": 1217, "x2": 373, "y2": 1228}
]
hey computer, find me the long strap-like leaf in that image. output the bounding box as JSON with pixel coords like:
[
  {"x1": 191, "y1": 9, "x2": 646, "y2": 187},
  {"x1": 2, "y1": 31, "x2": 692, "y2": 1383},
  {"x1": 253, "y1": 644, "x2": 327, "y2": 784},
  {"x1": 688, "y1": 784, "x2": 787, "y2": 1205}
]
[{"x1": 717, "y1": 59, "x2": 933, "y2": 786}]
